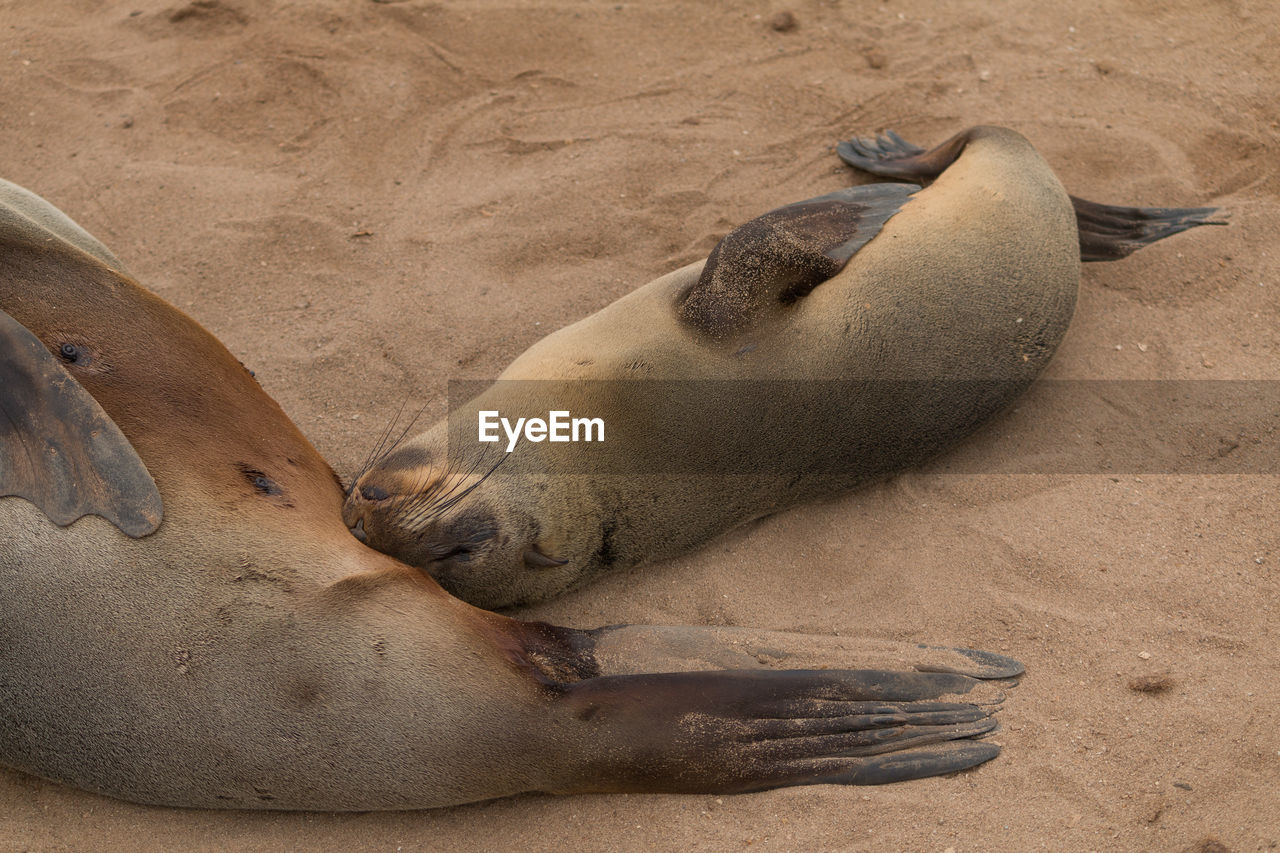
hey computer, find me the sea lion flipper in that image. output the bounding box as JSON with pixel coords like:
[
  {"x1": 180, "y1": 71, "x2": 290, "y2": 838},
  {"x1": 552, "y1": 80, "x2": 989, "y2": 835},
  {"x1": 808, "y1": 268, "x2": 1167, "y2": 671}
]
[
  {"x1": 810, "y1": 740, "x2": 1001, "y2": 786},
  {"x1": 836, "y1": 128, "x2": 964, "y2": 181},
  {"x1": 0, "y1": 178, "x2": 127, "y2": 273},
  {"x1": 679, "y1": 182, "x2": 918, "y2": 338},
  {"x1": 1070, "y1": 195, "x2": 1227, "y2": 262},
  {"x1": 557, "y1": 668, "x2": 1006, "y2": 793},
  {"x1": 0, "y1": 309, "x2": 162, "y2": 537},
  {"x1": 582, "y1": 624, "x2": 1024, "y2": 680},
  {"x1": 836, "y1": 127, "x2": 1227, "y2": 261}
]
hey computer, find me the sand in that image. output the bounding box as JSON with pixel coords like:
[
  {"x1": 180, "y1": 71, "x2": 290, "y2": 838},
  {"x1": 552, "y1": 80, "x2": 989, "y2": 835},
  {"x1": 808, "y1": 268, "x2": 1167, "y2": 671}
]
[{"x1": 1, "y1": 0, "x2": 1276, "y2": 850}]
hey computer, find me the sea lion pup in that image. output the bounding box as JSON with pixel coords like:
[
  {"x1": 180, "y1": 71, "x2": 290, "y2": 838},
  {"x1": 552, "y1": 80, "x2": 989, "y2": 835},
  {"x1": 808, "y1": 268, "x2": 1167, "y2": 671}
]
[
  {"x1": 344, "y1": 125, "x2": 1224, "y2": 608},
  {"x1": 0, "y1": 178, "x2": 1022, "y2": 810}
]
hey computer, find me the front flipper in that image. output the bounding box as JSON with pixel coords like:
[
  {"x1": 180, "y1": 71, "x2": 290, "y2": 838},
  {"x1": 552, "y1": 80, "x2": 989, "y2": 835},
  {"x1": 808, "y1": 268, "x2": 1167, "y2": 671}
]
[
  {"x1": 585, "y1": 624, "x2": 1024, "y2": 679},
  {"x1": 0, "y1": 308, "x2": 162, "y2": 537},
  {"x1": 678, "y1": 183, "x2": 918, "y2": 340},
  {"x1": 557, "y1": 668, "x2": 1007, "y2": 793}
]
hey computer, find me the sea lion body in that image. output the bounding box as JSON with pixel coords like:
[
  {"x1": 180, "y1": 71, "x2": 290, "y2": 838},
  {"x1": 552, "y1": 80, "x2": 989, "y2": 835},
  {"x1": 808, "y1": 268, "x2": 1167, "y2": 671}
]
[
  {"x1": 345, "y1": 127, "x2": 1083, "y2": 607},
  {"x1": 345, "y1": 126, "x2": 1221, "y2": 608},
  {"x1": 0, "y1": 176, "x2": 1021, "y2": 809}
]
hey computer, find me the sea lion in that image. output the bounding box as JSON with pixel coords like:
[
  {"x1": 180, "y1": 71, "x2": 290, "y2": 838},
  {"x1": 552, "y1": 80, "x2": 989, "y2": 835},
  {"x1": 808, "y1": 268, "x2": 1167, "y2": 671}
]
[
  {"x1": 0, "y1": 177, "x2": 1023, "y2": 809},
  {"x1": 343, "y1": 125, "x2": 1224, "y2": 609}
]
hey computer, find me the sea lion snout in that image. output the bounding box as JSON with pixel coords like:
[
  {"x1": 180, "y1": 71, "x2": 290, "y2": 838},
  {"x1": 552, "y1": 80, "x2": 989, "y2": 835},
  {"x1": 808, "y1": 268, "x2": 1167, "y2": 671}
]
[
  {"x1": 343, "y1": 461, "x2": 426, "y2": 517},
  {"x1": 346, "y1": 458, "x2": 569, "y2": 605},
  {"x1": 355, "y1": 483, "x2": 391, "y2": 502},
  {"x1": 344, "y1": 463, "x2": 512, "y2": 581},
  {"x1": 341, "y1": 470, "x2": 412, "y2": 546}
]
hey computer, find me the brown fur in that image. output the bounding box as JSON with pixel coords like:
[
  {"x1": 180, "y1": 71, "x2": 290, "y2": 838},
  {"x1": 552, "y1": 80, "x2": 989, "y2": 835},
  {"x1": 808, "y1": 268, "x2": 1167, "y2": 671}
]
[{"x1": 0, "y1": 178, "x2": 1018, "y2": 810}]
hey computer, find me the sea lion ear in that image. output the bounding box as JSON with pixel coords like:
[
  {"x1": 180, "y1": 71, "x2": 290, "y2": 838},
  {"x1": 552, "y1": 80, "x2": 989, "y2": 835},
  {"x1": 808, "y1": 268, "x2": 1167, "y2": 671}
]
[
  {"x1": 679, "y1": 182, "x2": 919, "y2": 339},
  {"x1": 0, "y1": 309, "x2": 162, "y2": 537}
]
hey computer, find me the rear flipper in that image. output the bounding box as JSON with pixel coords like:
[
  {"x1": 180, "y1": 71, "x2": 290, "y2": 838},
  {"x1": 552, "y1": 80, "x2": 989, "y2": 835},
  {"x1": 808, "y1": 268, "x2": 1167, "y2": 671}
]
[
  {"x1": 836, "y1": 129, "x2": 948, "y2": 180},
  {"x1": 1070, "y1": 196, "x2": 1227, "y2": 262},
  {"x1": 557, "y1": 668, "x2": 1009, "y2": 794},
  {"x1": 835, "y1": 125, "x2": 1226, "y2": 261}
]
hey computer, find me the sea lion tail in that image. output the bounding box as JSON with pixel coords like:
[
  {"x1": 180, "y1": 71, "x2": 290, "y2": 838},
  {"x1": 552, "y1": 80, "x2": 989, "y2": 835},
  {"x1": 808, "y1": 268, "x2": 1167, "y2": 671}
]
[{"x1": 1070, "y1": 195, "x2": 1228, "y2": 262}]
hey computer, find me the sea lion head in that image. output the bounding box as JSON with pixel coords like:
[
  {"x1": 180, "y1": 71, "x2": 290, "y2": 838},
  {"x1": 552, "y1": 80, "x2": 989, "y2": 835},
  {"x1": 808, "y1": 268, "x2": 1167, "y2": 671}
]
[{"x1": 343, "y1": 433, "x2": 588, "y2": 608}]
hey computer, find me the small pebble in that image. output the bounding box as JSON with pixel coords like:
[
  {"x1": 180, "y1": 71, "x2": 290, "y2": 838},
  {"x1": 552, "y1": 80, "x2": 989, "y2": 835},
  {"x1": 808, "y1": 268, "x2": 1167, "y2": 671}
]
[
  {"x1": 1128, "y1": 673, "x2": 1175, "y2": 693},
  {"x1": 1191, "y1": 839, "x2": 1230, "y2": 853},
  {"x1": 769, "y1": 10, "x2": 797, "y2": 31},
  {"x1": 1137, "y1": 650, "x2": 1151, "y2": 660}
]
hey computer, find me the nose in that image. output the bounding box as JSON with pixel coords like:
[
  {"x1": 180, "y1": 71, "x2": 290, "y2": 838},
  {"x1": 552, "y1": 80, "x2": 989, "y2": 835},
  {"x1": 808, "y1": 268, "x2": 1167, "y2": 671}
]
[
  {"x1": 343, "y1": 477, "x2": 396, "y2": 542},
  {"x1": 357, "y1": 483, "x2": 391, "y2": 502}
]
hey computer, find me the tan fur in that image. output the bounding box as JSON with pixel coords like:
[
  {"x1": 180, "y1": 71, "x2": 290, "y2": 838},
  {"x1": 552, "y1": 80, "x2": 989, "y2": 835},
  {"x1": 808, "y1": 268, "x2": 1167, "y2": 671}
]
[{"x1": 346, "y1": 127, "x2": 1080, "y2": 608}]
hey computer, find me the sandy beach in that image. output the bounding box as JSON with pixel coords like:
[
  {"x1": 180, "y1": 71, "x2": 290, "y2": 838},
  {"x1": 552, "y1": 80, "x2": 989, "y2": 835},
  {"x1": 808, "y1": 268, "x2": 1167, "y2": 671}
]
[{"x1": 1, "y1": 0, "x2": 1276, "y2": 850}]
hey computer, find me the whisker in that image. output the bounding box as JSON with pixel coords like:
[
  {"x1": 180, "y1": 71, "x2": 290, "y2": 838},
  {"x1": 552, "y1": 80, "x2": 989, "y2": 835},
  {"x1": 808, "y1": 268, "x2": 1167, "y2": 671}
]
[
  {"x1": 352, "y1": 397, "x2": 409, "y2": 489},
  {"x1": 423, "y1": 453, "x2": 507, "y2": 521},
  {"x1": 393, "y1": 455, "x2": 474, "y2": 530},
  {"x1": 350, "y1": 397, "x2": 432, "y2": 490},
  {"x1": 393, "y1": 460, "x2": 455, "y2": 528},
  {"x1": 400, "y1": 454, "x2": 484, "y2": 529},
  {"x1": 393, "y1": 446, "x2": 506, "y2": 533},
  {"x1": 385, "y1": 401, "x2": 430, "y2": 462}
]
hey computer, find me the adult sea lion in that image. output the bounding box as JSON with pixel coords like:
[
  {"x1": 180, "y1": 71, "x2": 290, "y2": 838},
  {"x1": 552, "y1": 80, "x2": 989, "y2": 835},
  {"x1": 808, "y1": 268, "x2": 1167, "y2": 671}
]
[
  {"x1": 0, "y1": 177, "x2": 1023, "y2": 809},
  {"x1": 343, "y1": 125, "x2": 1224, "y2": 609}
]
